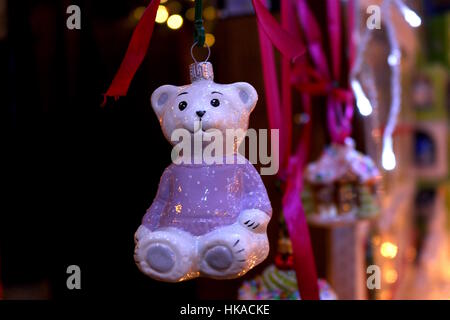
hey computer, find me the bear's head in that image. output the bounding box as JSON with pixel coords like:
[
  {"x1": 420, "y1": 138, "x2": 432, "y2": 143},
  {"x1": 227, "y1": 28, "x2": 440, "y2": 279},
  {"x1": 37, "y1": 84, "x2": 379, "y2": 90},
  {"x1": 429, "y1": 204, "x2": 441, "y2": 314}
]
[{"x1": 150, "y1": 71, "x2": 258, "y2": 148}]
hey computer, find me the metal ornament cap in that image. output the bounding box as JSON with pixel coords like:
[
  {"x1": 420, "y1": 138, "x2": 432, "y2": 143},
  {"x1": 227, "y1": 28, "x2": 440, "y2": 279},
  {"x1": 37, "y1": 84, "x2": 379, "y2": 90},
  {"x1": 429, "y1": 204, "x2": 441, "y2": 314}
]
[{"x1": 189, "y1": 62, "x2": 214, "y2": 83}]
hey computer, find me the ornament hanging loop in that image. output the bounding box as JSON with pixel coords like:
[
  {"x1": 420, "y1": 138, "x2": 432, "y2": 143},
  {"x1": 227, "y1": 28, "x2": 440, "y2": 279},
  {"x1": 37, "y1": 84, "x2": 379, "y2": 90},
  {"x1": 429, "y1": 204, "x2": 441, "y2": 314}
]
[
  {"x1": 194, "y1": 0, "x2": 205, "y2": 47},
  {"x1": 190, "y1": 41, "x2": 211, "y2": 64},
  {"x1": 189, "y1": 41, "x2": 213, "y2": 82}
]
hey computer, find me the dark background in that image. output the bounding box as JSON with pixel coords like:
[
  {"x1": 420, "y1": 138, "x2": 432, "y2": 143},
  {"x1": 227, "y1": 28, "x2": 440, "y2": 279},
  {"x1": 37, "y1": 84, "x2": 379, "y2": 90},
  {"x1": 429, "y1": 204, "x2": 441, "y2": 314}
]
[{"x1": 0, "y1": 0, "x2": 365, "y2": 299}]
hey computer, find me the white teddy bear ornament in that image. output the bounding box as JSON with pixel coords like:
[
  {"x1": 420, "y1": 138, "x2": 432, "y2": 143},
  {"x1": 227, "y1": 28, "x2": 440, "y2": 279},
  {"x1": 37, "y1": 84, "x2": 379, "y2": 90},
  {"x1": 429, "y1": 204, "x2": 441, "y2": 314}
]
[{"x1": 134, "y1": 62, "x2": 272, "y2": 282}]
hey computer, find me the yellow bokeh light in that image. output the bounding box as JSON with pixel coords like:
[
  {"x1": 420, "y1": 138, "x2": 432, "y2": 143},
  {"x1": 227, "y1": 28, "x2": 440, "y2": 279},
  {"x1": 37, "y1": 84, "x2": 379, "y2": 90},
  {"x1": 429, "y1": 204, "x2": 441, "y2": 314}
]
[
  {"x1": 380, "y1": 241, "x2": 398, "y2": 259},
  {"x1": 205, "y1": 33, "x2": 215, "y2": 47},
  {"x1": 133, "y1": 6, "x2": 146, "y2": 20},
  {"x1": 155, "y1": 5, "x2": 169, "y2": 24},
  {"x1": 167, "y1": 14, "x2": 184, "y2": 30},
  {"x1": 161, "y1": 0, "x2": 168, "y2": 3},
  {"x1": 384, "y1": 269, "x2": 398, "y2": 284},
  {"x1": 203, "y1": 6, "x2": 216, "y2": 21},
  {"x1": 186, "y1": 7, "x2": 195, "y2": 21}
]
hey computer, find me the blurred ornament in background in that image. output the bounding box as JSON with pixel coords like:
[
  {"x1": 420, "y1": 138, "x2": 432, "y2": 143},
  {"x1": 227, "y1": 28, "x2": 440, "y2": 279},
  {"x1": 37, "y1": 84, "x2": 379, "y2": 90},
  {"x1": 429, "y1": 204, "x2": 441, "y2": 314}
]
[
  {"x1": 238, "y1": 214, "x2": 337, "y2": 300},
  {"x1": 302, "y1": 138, "x2": 381, "y2": 226},
  {"x1": 238, "y1": 266, "x2": 337, "y2": 300}
]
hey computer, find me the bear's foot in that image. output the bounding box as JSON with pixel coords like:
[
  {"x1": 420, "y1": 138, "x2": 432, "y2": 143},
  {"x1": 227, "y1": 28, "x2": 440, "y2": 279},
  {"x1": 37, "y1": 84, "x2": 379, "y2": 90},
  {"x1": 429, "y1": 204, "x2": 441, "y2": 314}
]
[
  {"x1": 134, "y1": 226, "x2": 198, "y2": 282},
  {"x1": 145, "y1": 244, "x2": 175, "y2": 273},
  {"x1": 198, "y1": 222, "x2": 268, "y2": 279},
  {"x1": 203, "y1": 245, "x2": 233, "y2": 271}
]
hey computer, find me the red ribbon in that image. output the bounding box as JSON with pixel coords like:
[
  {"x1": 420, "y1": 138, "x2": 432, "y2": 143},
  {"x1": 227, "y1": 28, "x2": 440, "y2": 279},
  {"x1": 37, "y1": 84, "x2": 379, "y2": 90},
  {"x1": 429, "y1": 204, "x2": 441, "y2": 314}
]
[{"x1": 101, "y1": 0, "x2": 161, "y2": 106}]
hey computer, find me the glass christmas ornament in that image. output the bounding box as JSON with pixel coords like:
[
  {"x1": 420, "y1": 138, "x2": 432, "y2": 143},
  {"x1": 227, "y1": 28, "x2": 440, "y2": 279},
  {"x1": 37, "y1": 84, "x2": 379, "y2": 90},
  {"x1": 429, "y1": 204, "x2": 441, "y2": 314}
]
[
  {"x1": 302, "y1": 138, "x2": 381, "y2": 226},
  {"x1": 134, "y1": 60, "x2": 272, "y2": 282},
  {"x1": 238, "y1": 214, "x2": 337, "y2": 300},
  {"x1": 238, "y1": 266, "x2": 337, "y2": 300}
]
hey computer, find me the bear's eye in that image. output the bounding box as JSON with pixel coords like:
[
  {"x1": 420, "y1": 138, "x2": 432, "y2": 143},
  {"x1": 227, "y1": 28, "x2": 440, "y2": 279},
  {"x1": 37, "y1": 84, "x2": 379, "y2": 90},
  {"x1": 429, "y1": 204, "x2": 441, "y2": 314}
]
[
  {"x1": 178, "y1": 101, "x2": 188, "y2": 111},
  {"x1": 210, "y1": 99, "x2": 220, "y2": 107}
]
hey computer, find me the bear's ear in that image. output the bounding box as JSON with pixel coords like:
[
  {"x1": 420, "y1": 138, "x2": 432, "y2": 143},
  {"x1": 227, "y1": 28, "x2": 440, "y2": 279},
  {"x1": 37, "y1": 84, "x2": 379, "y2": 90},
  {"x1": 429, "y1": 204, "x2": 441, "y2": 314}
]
[
  {"x1": 232, "y1": 82, "x2": 258, "y2": 112},
  {"x1": 150, "y1": 85, "x2": 178, "y2": 119}
]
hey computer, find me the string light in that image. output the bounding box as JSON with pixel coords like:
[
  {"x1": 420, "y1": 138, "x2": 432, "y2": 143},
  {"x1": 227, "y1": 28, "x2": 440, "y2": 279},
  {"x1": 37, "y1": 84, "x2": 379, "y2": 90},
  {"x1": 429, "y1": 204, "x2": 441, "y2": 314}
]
[
  {"x1": 351, "y1": 79, "x2": 373, "y2": 116},
  {"x1": 387, "y1": 49, "x2": 401, "y2": 66},
  {"x1": 167, "y1": 14, "x2": 183, "y2": 30},
  {"x1": 351, "y1": 0, "x2": 421, "y2": 172},
  {"x1": 155, "y1": 5, "x2": 169, "y2": 24},
  {"x1": 382, "y1": 136, "x2": 396, "y2": 170},
  {"x1": 395, "y1": 0, "x2": 422, "y2": 27},
  {"x1": 381, "y1": 0, "x2": 403, "y2": 171},
  {"x1": 350, "y1": 18, "x2": 375, "y2": 118}
]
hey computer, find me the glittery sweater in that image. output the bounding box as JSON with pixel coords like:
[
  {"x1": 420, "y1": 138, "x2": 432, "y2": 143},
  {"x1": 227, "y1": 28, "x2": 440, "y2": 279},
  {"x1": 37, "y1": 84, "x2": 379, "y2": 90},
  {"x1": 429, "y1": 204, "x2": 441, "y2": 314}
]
[{"x1": 142, "y1": 156, "x2": 272, "y2": 236}]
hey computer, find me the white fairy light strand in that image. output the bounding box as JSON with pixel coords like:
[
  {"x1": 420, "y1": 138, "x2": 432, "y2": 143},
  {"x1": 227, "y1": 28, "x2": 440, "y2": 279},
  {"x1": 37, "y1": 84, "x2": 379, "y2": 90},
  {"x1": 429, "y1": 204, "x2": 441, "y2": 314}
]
[
  {"x1": 394, "y1": 0, "x2": 422, "y2": 28},
  {"x1": 351, "y1": 0, "x2": 421, "y2": 171},
  {"x1": 381, "y1": 0, "x2": 401, "y2": 171},
  {"x1": 350, "y1": 24, "x2": 374, "y2": 117}
]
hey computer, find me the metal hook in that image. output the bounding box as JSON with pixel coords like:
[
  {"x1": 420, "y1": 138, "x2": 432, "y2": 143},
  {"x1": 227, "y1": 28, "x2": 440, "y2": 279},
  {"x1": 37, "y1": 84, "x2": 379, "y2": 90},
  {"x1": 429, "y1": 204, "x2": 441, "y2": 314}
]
[{"x1": 190, "y1": 41, "x2": 211, "y2": 64}]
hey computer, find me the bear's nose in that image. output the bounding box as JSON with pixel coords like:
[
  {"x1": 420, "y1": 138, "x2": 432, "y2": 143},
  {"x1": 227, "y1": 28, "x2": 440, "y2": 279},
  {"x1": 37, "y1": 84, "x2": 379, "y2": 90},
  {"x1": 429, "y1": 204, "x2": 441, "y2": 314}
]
[{"x1": 196, "y1": 110, "x2": 206, "y2": 118}]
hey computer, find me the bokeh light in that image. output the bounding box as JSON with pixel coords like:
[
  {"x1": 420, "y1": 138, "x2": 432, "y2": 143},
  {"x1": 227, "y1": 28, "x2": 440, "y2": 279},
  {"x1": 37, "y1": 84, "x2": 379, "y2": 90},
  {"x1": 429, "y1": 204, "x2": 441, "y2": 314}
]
[
  {"x1": 155, "y1": 5, "x2": 169, "y2": 24},
  {"x1": 380, "y1": 241, "x2": 398, "y2": 259},
  {"x1": 167, "y1": 14, "x2": 183, "y2": 30},
  {"x1": 203, "y1": 6, "x2": 216, "y2": 21},
  {"x1": 205, "y1": 33, "x2": 215, "y2": 47},
  {"x1": 133, "y1": 6, "x2": 146, "y2": 21},
  {"x1": 384, "y1": 268, "x2": 398, "y2": 284},
  {"x1": 186, "y1": 7, "x2": 195, "y2": 21}
]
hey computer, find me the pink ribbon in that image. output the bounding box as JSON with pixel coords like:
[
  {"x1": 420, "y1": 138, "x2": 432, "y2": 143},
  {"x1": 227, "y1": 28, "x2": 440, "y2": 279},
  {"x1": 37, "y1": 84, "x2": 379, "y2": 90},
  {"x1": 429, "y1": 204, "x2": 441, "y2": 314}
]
[
  {"x1": 253, "y1": 0, "x2": 306, "y2": 62},
  {"x1": 253, "y1": 0, "x2": 306, "y2": 175},
  {"x1": 255, "y1": 0, "x2": 357, "y2": 299},
  {"x1": 296, "y1": 0, "x2": 354, "y2": 144},
  {"x1": 253, "y1": 0, "x2": 319, "y2": 300}
]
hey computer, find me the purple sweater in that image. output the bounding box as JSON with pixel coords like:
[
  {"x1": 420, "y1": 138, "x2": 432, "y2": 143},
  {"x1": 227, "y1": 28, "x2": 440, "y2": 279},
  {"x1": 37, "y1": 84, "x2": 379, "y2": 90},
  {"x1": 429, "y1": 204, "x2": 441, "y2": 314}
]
[{"x1": 142, "y1": 157, "x2": 272, "y2": 236}]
